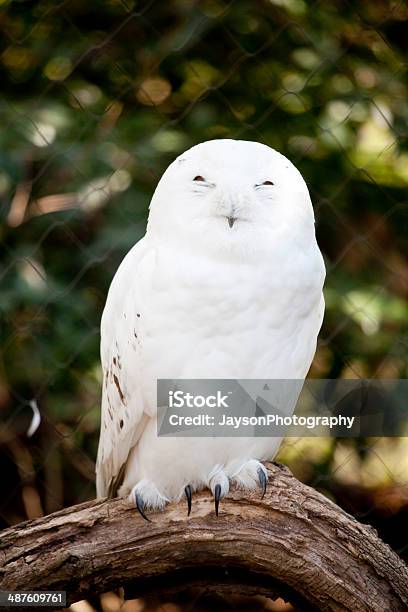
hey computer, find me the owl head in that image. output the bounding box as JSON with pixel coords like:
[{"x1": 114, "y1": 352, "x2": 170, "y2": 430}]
[{"x1": 147, "y1": 139, "x2": 316, "y2": 257}]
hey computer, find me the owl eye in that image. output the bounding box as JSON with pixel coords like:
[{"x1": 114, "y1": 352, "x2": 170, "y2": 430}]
[
  {"x1": 255, "y1": 180, "x2": 274, "y2": 188},
  {"x1": 193, "y1": 175, "x2": 206, "y2": 182}
]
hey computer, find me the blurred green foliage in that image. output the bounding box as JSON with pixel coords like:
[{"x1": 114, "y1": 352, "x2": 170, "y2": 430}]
[{"x1": 0, "y1": 0, "x2": 407, "y2": 535}]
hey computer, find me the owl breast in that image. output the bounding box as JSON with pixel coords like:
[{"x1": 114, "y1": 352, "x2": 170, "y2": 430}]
[{"x1": 139, "y1": 240, "x2": 324, "y2": 389}]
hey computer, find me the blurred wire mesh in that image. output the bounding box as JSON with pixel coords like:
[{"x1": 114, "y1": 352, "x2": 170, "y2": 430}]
[{"x1": 0, "y1": 0, "x2": 407, "y2": 610}]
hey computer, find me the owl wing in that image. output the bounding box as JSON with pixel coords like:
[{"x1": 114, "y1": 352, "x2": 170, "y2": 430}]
[{"x1": 96, "y1": 239, "x2": 155, "y2": 498}]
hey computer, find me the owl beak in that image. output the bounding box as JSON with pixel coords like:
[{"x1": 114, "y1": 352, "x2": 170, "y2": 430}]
[{"x1": 227, "y1": 204, "x2": 236, "y2": 228}]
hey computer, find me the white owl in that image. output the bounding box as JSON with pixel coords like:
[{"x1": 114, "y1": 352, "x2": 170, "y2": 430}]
[{"x1": 96, "y1": 139, "x2": 325, "y2": 519}]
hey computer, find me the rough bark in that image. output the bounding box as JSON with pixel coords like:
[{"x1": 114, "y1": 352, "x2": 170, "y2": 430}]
[{"x1": 1, "y1": 463, "x2": 407, "y2": 611}]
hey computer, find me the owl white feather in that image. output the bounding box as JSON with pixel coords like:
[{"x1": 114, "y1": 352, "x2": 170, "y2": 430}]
[{"x1": 96, "y1": 139, "x2": 325, "y2": 517}]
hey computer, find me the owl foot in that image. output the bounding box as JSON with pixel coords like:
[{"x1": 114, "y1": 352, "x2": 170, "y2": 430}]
[
  {"x1": 208, "y1": 469, "x2": 229, "y2": 516},
  {"x1": 233, "y1": 459, "x2": 268, "y2": 499},
  {"x1": 129, "y1": 479, "x2": 168, "y2": 521}
]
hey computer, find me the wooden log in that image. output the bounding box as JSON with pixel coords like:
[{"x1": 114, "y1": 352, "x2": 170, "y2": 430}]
[{"x1": 1, "y1": 463, "x2": 407, "y2": 611}]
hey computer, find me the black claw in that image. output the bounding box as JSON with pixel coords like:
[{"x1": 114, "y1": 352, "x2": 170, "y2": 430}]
[
  {"x1": 214, "y1": 483, "x2": 221, "y2": 517},
  {"x1": 185, "y1": 485, "x2": 192, "y2": 516},
  {"x1": 135, "y1": 492, "x2": 151, "y2": 522},
  {"x1": 258, "y1": 467, "x2": 267, "y2": 500}
]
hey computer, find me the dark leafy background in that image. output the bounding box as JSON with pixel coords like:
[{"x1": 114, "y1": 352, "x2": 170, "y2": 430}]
[{"x1": 0, "y1": 1, "x2": 407, "y2": 610}]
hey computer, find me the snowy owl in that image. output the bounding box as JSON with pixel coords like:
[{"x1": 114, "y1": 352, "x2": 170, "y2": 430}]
[{"x1": 96, "y1": 139, "x2": 325, "y2": 519}]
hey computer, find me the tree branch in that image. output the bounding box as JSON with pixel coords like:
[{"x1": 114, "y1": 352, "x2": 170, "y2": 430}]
[{"x1": 1, "y1": 463, "x2": 407, "y2": 611}]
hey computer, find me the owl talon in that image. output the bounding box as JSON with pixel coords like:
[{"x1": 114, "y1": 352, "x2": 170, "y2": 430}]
[
  {"x1": 258, "y1": 467, "x2": 267, "y2": 499},
  {"x1": 185, "y1": 484, "x2": 192, "y2": 516},
  {"x1": 214, "y1": 483, "x2": 222, "y2": 516},
  {"x1": 135, "y1": 492, "x2": 151, "y2": 522}
]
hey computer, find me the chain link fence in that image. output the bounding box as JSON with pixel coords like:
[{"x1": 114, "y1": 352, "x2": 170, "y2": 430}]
[{"x1": 1, "y1": 1, "x2": 407, "y2": 610}]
